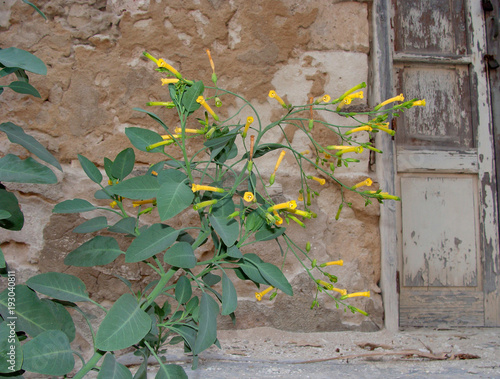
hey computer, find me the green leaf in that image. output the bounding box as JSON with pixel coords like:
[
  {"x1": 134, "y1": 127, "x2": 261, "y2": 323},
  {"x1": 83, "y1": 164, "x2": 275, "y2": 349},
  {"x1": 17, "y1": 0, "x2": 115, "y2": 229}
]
[
  {"x1": 0, "y1": 189, "x2": 24, "y2": 230},
  {"x1": 126, "y1": 224, "x2": 179, "y2": 263},
  {"x1": 22, "y1": 0, "x2": 47, "y2": 20},
  {"x1": 255, "y1": 225, "x2": 286, "y2": 242},
  {"x1": 174, "y1": 275, "x2": 192, "y2": 304},
  {"x1": 181, "y1": 81, "x2": 204, "y2": 114},
  {"x1": 256, "y1": 262, "x2": 293, "y2": 296},
  {"x1": 53, "y1": 198, "x2": 96, "y2": 214},
  {"x1": 193, "y1": 293, "x2": 218, "y2": 355},
  {"x1": 97, "y1": 353, "x2": 133, "y2": 379},
  {"x1": 42, "y1": 299, "x2": 76, "y2": 342},
  {"x1": 125, "y1": 127, "x2": 164, "y2": 153},
  {"x1": 156, "y1": 180, "x2": 194, "y2": 221},
  {"x1": 64, "y1": 236, "x2": 123, "y2": 267},
  {"x1": 0, "y1": 321, "x2": 22, "y2": 373},
  {"x1": 22, "y1": 330, "x2": 74, "y2": 376},
  {"x1": 227, "y1": 245, "x2": 243, "y2": 259},
  {"x1": 202, "y1": 272, "x2": 221, "y2": 287},
  {"x1": 239, "y1": 256, "x2": 268, "y2": 285},
  {"x1": 0, "y1": 285, "x2": 58, "y2": 337},
  {"x1": 0, "y1": 210, "x2": 11, "y2": 220},
  {"x1": 0, "y1": 122, "x2": 61, "y2": 171},
  {"x1": 242, "y1": 143, "x2": 283, "y2": 160},
  {"x1": 155, "y1": 364, "x2": 187, "y2": 379},
  {"x1": 26, "y1": 272, "x2": 90, "y2": 302},
  {"x1": 204, "y1": 134, "x2": 238, "y2": 159},
  {"x1": 245, "y1": 208, "x2": 266, "y2": 232},
  {"x1": 104, "y1": 157, "x2": 114, "y2": 179},
  {"x1": 1, "y1": 80, "x2": 40, "y2": 97},
  {"x1": 95, "y1": 293, "x2": 152, "y2": 351},
  {"x1": 209, "y1": 214, "x2": 239, "y2": 247},
  {"x1": 0, "y1": 247, "x2": 5, "y2": 269},
  {"x1": 110, "y1": 175, "x2": 160, "y2": 199},
  {"x1": 0, "y1": 47, "x2": 47, "y2": 75},
  {"x1": 157, "y1": 168, "x2": 188, "y2": 185},
  {"x1": 73, "y1": 216, "x2": 108, "y2": 233},
  {"x1": 133, "y1": 108, "x2": 169, "y2": 131},
  {"x1": 112, "y1": 148, "x2": 135, "y2": 181},
  {"x1": 108, "y1": 217, "x2": 137, "y2": 235},
  {"x1": 221, "y1": 273, "x2": 237, "y2": 316},
  {"x1": 0, "y1": 154, "x2": 56, "y2": 184},
  {"x1": 164, "y1": 242, "x2": 196, "y2": 268},
  {"x1": 78, "y1": 154, "x2": 102, "y2": 184}
]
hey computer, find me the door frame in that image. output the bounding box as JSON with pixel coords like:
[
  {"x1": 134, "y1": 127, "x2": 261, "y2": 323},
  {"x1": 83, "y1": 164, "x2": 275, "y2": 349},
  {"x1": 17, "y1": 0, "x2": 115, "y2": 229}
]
[{"x1": 371, "y1": 0, "x2": 500, "y2": 330}]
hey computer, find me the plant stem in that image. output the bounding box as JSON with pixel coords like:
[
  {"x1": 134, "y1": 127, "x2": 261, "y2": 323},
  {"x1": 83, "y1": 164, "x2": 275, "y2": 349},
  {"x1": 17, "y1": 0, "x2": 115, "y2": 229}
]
[
  {"x1": 142, "y1": 268, "x2": 177, "y2": 309},
  {"x1": 73, "y1": 350, "x2": 105, "y2": 379}
]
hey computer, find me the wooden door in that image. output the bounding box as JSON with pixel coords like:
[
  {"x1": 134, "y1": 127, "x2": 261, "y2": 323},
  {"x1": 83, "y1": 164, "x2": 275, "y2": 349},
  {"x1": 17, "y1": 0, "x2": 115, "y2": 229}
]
[{"x1": 390, "y1": 0, "x2": 499, "y2": 327}]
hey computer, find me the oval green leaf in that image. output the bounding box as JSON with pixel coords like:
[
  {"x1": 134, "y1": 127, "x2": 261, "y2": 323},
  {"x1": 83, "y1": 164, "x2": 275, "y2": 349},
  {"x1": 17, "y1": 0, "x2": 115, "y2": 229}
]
[
  {"x1": 97, "y1": 353, "x2": 133, "y2": 379},
  {"x1": 0, "y1": 154, "x2": 56, "y2": 184},
  {"x1": 193, "y1": 293, "x2": 219, "y2": 355},
  {"x1": 111, "y1": 148, "x2": 135, "y2": 181},
  {"x1": 26, "y1": 272, "x2": 90, "y2": 302},
  {"x1": 22, "y1": 330, "x2": 74, "y2": 376},
  {"x1": 64, "y1": 236, "x2": 123, "y2": 267},
  {"x1": 95, "y1": 293, "x2": 152, "y2": 351},
  {"x1": 73, "y1": 216, "x2": 108, "y2": 233},
  {"x1": 53, "y1": 198, "x2": 96, "y2": 214},
  {"x1": 157, "y1": 180, "x2": 194, "y2": 221},
  {"x1": 174, "y1": 275, "x2": 192, "y2": 304},
  {"x1": 78, "y1": 154, "x2": 102, "y2": 184},
  {"x1": 125, "y1": 127, "x2": 164, "y2": 153},
  {"x1": 126, "y1": 224, "x2": 179, "y2": 263},
  {"x1": 221, "y1": 273, "x2": 237, "y2": 316},
  {"x1": 164, "y1": 242, "x2": 196, "y2": 268},
  {"x1": 110, "y1": 175, "x2": 160, "y2": 200}
]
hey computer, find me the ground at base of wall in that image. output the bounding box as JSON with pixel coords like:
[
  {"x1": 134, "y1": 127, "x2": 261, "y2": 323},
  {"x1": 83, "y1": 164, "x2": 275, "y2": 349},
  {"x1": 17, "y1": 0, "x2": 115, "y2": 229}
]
[{"x1": 115, "y1": 327, "x2": 500, "y2": 378}]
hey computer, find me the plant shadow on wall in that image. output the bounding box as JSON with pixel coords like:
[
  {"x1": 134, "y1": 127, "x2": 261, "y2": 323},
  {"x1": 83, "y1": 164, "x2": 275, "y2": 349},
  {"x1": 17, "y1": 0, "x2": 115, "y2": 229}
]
[{"x1": 0, "y1": 45, "x2": 425, "y2": 377}]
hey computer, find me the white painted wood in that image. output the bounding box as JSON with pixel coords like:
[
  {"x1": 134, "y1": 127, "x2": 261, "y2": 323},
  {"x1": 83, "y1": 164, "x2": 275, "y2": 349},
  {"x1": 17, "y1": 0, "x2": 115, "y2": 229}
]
[
  {"x1": 393, "y1": 53, "x2": 473, "y2": 65},
  {"x1": 401, "y1": 176, "x2": 478, "y2": 287},
  {"x1": 467, "y1": 0, "x2": 500, "y2": 326},
  {"x1": 397, "y1": 150, "x2": 478, "y2": 173}
]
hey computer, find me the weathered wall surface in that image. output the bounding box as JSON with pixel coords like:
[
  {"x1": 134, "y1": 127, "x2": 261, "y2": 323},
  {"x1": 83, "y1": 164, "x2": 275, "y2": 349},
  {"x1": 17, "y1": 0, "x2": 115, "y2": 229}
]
[{"x1": 0, "y1": 0, "x2": 381, "y2": 348}]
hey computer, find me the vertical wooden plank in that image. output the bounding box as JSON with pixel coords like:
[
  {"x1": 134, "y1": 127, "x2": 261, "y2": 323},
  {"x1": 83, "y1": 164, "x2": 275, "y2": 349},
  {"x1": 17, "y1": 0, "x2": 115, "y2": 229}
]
[
  {"x1": 467, "y1": 0, "x2": 500, "y2": 327},
  {"x1": 372, "y1": 0, "x2": 399, "y2": 331},
  {"x1": 401, "y1": 176, "x2": 478, "y2": 287}
]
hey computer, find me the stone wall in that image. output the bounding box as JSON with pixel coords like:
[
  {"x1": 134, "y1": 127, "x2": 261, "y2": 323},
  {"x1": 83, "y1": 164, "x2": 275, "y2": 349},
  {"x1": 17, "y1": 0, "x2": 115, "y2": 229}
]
[{"x1": 0, "y1": 0, "x2": 382, "y2": 346}]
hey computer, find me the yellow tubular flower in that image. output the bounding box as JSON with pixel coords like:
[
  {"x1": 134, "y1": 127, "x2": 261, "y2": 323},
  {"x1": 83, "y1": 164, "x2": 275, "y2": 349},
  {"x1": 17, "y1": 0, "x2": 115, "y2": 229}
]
[
  {"x1": 300, "y1": 150, "x2": 310, "y2": 155},
  {"x1": 345, "y1": 125, "x2": 373, "y2": 135},
  {"x1": 336, "y1": 82, "x2": 366, "y2": 102},
  {"x1": 286, "y1": 209, "x2": 313, "y2": 219},
  {"x1": 146, "y1": 139, "x2": 176, "y2": 151},
  {"x1": 316, "y1": 279, "x2": 333, "y2": 290},
  {"x1": 298, "y1": 192, "x2": 304, "y2": 201},
  {"x1": 161, "y1": 134, "x2": 181, "y2": 140},
  {"x1": 196, "y1": 96, "x2": 219, "y2": 121},
  {"x1": 161, "y1": 78, "x2": 180, "y2": 85},
  {"x1": 329, "y1": 146, "x2": 364, "y2": 156},
  {"x1": 243, "y1": 192, "x2": 255, "y2": 202},
  {"x1": 320, "y1": 260, "x2": 344, "y2": 267},
  {"x1": 322, "y1": 94, "x2": 331, "y2": 103},
  {"x1": 343, "y1": 291, "x2": 371, "y2": 298},
  {"x1": 326, "y1": 145, "x2": 359, "y2": 151},
  {"x1": 336, "y1": 91, "x2": 364, "y2": 111},
  {"x1": 273, "y1": 150, "x2": 286, "y2": 174},
  {"x1": 255, "y1": 286, "x2": 274, "y2": 301},
  {"x1": 174, "y1": 128, "x2": 205, "y2": 134},
  {"x1": 372, "y1": 122, "x2": 395, "y2": 136},
  {"x1": 132, "y1": 199, "x2": 156, "y2": 207},
  {"x1": 311, "y1": 176, "x2": 326, "y2": 185},
  {"x1": 374, "y1": 93, "x2": 404, "y2": 111},
  {"x1": 332, "y1": 287, "x2": 348, "y2": 296},
  {"x1": 268, "y1": 90, "x2": 287, "y2": 108},
  {"x1": 352, "y1": 178, "x2": 373, "y2": 189},
  {"x1": 273, "y1": 210, "x2": 283, "y2": 225},
  {"x1": 412, "y1": 99, "x2": 426, "y2": 107},
  {"x1": 206, "y1": 49, "x2": 215, "y2": 73},
  {"x1": 191, "y1": 184, "x2": 225, "y2": 193},
  {"x1": 109, "y1": 201, "x2": 117, "y2": 208},
  {"x1": 193, "y1": 199, "x2": 218, "y2": 211},
  {"x1": 269, "y1": 200, "x2": 297, "y2": 212},
  {"x1": 157, "y1": 59, "x2": 182, "y2": 79},
  {"x1": 242, "y1": 116, "x2": 254, "y2": 138}
]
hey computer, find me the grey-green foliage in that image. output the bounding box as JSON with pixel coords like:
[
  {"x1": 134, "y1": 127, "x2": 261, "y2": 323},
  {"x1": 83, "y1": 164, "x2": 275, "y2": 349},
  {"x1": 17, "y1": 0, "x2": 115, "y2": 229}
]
[{"x1": 0, "y1": 1, "x2": 60, "y2": 269}]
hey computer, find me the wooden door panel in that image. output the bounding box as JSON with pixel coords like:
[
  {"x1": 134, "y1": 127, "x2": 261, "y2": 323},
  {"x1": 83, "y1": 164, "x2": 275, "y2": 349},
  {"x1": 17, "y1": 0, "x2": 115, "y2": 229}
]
[
  {"x1": 393, "y1": 0, "x2": 468, "y2": 56},
  {"x1": 394, "y1": 64, "x2": 474, "y2": 148},
  {"x1": 401, "y1": 176, "x2": 478, "y2": 287}
]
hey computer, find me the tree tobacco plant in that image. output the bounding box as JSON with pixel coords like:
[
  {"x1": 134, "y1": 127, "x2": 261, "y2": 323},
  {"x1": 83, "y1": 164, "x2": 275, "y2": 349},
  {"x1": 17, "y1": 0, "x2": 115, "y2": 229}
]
[{"x1": 0, "y1": 48, "x2": 425, "y2": 377}]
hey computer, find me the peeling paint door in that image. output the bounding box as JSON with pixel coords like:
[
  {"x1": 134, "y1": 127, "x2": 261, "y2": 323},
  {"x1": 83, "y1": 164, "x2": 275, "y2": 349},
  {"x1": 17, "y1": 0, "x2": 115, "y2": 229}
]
[{"x1": 391, "y1": 0, "x2": 499, "y2": 326}]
